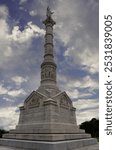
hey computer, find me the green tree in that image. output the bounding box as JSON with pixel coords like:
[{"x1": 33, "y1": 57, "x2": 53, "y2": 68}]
[
  {"x1": 80, "y1": 118, "x2": 99, "y2": 139},
  {"x1": 0, "y1": 129, "x2": 9, "y2": 138}
]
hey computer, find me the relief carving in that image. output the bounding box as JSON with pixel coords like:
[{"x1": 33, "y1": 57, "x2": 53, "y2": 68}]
[
  {"x1": 60, "y1": 94, "x2": 72, "y2": 108},
  {"x1": 28, "y1": 95, "x2": 40, "y2": 109},
  {"x1": 41, "y1": 65, "x2": 56, "y2": 80},
  {"x1": 60, "y1": 96, "x2": 69, "y2": 106}
]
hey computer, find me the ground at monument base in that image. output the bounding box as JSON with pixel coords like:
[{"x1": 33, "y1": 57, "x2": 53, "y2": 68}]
[{"x1": 0, "y1": 144, "x2": 99, "y2": 150}]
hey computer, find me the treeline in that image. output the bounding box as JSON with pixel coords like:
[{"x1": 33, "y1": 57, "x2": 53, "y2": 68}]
[
  {"x1": 80, "y1": 118, "x2": 99, "y2": 140},
  {"x1": 0, "y1": 129, "x2": 9, "y2": 138}
]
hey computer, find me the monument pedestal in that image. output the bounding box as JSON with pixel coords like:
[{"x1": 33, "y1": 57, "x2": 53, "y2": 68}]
[
  {"x1": 0, "y1": 138, "x2": 97, "y2": 150},
  {"x1": 0, "y1": 90, "x2": 97, "y2": 149}
]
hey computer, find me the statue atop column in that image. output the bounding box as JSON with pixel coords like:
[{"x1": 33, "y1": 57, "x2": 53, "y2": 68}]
[
  {"x1": 43, "y1": 6, "x2": 56, "y2": 25},
  {"x1": 46, "y1": 6, "x2": 54, "y2": 18}
]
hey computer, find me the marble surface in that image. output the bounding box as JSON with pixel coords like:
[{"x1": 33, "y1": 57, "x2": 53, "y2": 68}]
[
  {"x1": 0, "y1": 146, "x2": 23, "y2": 150},
  {"x1": 76, "y1": 144, "x2": 99, "y2": 150},
  {"x1": 0, "y1": 144, "x2": 99, "y2": 150}
]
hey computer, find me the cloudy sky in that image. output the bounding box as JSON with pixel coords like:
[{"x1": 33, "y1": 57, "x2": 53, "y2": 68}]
[{"x1": 0, "y1": 0, "x2": 99, "y2": 130}]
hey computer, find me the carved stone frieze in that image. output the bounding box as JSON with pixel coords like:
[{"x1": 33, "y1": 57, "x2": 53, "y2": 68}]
[
  {"x1": 27, "y1": 95, "x2": 40, "y2": 109},
  {"x1": 60, "y1": 95, "x2": 69, "y2": 107},
  {"x1": 41, "y1": 65, "x2": 56, "y2": 81},
  {"x1": 24, "y1": 91, "x2": 47, "y2": 109}
]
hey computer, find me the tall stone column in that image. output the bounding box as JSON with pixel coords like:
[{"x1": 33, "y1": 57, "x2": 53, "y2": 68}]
[{"x1": 40, "y1": 7, "x2": 57, "y2": 86}]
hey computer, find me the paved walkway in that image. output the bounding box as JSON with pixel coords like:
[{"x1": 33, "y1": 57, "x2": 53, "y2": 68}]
[{"x1": 0, "y1": 144, "x2": 99, "y2": 150}]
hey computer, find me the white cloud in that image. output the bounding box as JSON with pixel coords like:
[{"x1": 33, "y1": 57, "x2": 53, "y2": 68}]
[
  {"x1": 0, "y1": 5, "x2": 45, "y2": 70},
  {"x1": 58, "y1": 74, "x2": 98, "y2": 91},
  {"x1": 76, "y1": 108, "x2": 99, "y2": 125},
  {"x1": 0, "y1": 5, "x2": 8, "y2": 19},
  {"x1": 0, "y1": 107, "x2": 19, "y2": 130},
  {"x1": 58, "y1": 74, "x2": 98, "y2": 101},
  {"x1": 74, "y1": 99, "x2": 99, "y2": 111},
  {"x1": 66, "y1": 89, "x2": 79, "y2": 99},
  {"x1": 28, "y1": 22, "x2": 45, "y2": 35},
  {"x1": 0, "y1": 6, "x2": 9, "y2": 41},
  {"x1": 68, "y1": 76, "x2": 98, "y2": 90},
  {"x1": 66, "y1": 89, "x2": 93, "y2": 100},
  {"x1": 3, "y1": 97, "x2": 14, "y2": 102},
  {"x1": 29, "y1": 10, "x2": 37, "y2": 16},
  {"x1": 79, "y1": 48, "x2": 99, "y2": 74},
  {"x1": 53, "y1": 0, "x2": 99, "y2": 74},
  {"x1": 11, "y1": 76, "x2": 28, "y2": 85},
  {"x1": 8, "y1": 22, "x2": 45, "y2": 43},
  {"x1": 7, "y1": 89, "x2": 26, "y2": 97},
  {"x1": 73, "y1": 99, "x2": 99, "y2": 125},
  {"x1": 64, "y1": 47, "x2": 99, "y2": 74},
  {"x1": 0, "y1": 84, "x2": 7, "y2": 95},
  {"x1": 3, "y1": 46, "x2": 13, "y2": 57},
  {"x1": 0, "y1": 6, "x2": 11, "y2": 66},
  {"x1": 19, "y1": 0, "x2": 28, "y2": 5},
  {"x1": 0, "y1": 83, "x2": 26, "y2": 97},
  {"x1": 80, "y1": 75, "x2": 98, "y2": 89}
]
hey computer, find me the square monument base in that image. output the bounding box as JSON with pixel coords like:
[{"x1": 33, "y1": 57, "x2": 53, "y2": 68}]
[{"x1": 0, "y1": 138, "x2": 97, "y2": 150}]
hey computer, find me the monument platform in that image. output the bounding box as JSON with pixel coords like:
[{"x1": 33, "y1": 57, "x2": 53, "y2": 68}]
[
  {"x1": 0, "y1": 144, "x2": 99, "y2": 150},
  {"x1": 0, "y1": 138, "x2": 97, "y2": 150}
]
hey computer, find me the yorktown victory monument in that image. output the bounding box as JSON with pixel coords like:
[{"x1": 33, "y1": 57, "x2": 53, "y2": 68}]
[{"x1": 0, "y1": 7, "x2": 97, "y2": 150}]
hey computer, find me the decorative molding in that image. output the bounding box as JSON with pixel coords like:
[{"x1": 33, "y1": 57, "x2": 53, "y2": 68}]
[{"x1": 43, "y1": 99, "x2": 57, "y2": 106}]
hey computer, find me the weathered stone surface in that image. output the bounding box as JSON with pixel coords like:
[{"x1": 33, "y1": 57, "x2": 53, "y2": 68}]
[
  {"x1": 0, "y1": 144, "x2": 99, "y2": 150},
  {"x1": 3, "y1": 133, "x2": 91, "y2": 141},
  {"x1": 0, "y1": 138, "x2": 97, "y2": 150},
  {"x1": 3, "y1": 90, "x2": 78, "y2": 140}
]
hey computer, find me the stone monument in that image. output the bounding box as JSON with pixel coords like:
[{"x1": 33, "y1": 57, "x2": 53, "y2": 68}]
[{"x1": 0, "y1": 7, "x2": 97, "y2": 150}]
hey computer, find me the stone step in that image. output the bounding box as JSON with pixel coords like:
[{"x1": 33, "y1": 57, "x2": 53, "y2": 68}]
[
  {"x1": 9, "y1": 128, "x2": 85, "y2": 134},
  {"x1": 16, "y1": 123, "x2": 81, "y2": 130},
  {"x1": 3, "y1": 133, "x2": 91, "y2": 141},
  {"x1": 0, "y1": 144, "x2": 99, "y2": 150},
  {"x1": 0, "y1": 138, "x2": 98, "y2": 150}
]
